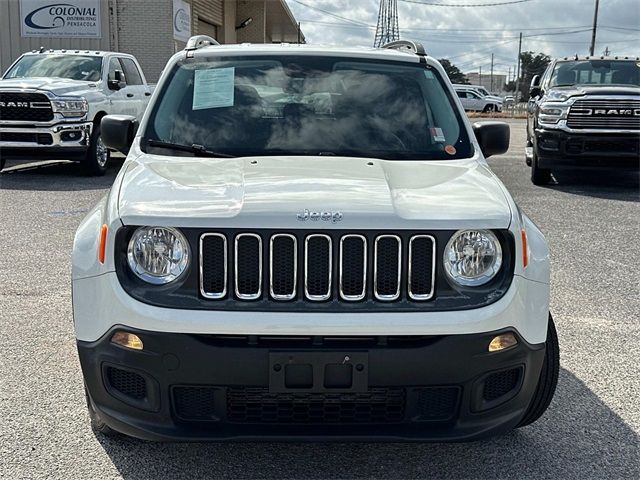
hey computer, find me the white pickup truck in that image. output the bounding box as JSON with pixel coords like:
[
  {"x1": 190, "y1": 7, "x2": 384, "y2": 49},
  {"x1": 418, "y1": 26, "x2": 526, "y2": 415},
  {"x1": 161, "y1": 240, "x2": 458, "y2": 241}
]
[{"x1": 0, "y1": 49, "x2": 152, "y2": 175}]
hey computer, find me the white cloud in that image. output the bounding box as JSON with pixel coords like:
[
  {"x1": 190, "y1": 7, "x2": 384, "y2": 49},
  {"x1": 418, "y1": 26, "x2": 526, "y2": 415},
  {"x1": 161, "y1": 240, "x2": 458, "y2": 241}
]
[{"x1": 286, "y1": 0, "x2": 640, "y2": 75}]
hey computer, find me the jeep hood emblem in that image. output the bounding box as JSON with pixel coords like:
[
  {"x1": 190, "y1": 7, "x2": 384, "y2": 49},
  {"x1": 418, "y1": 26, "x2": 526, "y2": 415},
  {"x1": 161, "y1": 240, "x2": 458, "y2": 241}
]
[{"x1": 297, "y1": 209, "x2": 343, "y2": 223}]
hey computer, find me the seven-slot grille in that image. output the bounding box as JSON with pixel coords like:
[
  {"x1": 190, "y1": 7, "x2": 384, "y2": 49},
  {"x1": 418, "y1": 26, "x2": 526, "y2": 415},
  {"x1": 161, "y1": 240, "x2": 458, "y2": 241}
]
[
  {"x1": 0, "y1": 92, "x2": 53, "y2": 122},
  {"x1": 567, "y1": 98, "x2": 640, "y2": 130},
  {"x1": 200, "y1": 232, "x2": 436, "y2": 303}
]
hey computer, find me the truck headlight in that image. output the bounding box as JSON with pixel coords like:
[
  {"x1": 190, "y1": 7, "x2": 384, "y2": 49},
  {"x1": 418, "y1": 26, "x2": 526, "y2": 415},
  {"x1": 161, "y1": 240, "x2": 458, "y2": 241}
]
[
  {"x1": 51, "y1": 96, "x2": 88, "y2": 118},
  {"x1": 539, "y1": 103, "x2": 567, "y2": 124},
  {"x1": 127, "y1": 227, "x2": 190, "y2": 284},
  {"x1": 444, "y1": 230, "x2": 502, "y2": 287}
]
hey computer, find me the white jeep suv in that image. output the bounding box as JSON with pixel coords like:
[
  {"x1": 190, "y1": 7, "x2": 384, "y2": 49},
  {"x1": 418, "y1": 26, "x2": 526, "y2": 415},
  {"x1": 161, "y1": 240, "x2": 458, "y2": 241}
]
[{"x1": 73, "y1": 37, "x2": 558, "y2": 441}]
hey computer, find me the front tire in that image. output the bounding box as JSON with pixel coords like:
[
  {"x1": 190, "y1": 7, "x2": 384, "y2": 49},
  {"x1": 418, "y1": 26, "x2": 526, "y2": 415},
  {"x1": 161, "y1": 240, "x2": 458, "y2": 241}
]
[
  {"x1": 517, "y1": 313, "x2": 560, "y2": 428},
  {"x1": 85, "y1": 389, "x2": 119, "y2": 437},
  {"x1": 0, "y1": 157, "x2": 6, "y2": 172},
  {"x1": 483, "y1": 104, "x2": 496, "y2": 113},
  {"x1": 531, "y1": 148, "x2": 552, "y2": 185},
  {"x1": 83, "y1": 123, "x2": 110, "y2": 176}
]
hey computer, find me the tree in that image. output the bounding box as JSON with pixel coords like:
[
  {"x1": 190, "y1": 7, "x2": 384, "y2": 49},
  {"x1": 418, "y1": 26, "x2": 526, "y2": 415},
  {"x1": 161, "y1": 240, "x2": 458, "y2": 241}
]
[
  {"x1": 517, "y1": 51, "x2": 551, "y2": 100},
  {"x1": 438, "y1": 59, "x2": 469, "y2": 84}
]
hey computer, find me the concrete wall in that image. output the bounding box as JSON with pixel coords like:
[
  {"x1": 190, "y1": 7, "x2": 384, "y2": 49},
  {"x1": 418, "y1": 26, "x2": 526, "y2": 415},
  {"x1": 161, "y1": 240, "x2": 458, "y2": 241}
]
[{"x1": 0, "y1": 0, "x2": 111, "y2": 74}]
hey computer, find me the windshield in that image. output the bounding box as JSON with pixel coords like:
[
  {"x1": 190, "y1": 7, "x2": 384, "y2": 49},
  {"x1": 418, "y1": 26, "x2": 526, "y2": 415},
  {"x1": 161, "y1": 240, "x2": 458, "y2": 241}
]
[
  {"x1": 4, "y1": 54, "x2": 102, "y2": 81},
  {"x1": 549, "y1": 60, "x2": 640, "y2": 87},
  {"x1": 143, "y1": 55, "x2": 472, "y2": 160}
]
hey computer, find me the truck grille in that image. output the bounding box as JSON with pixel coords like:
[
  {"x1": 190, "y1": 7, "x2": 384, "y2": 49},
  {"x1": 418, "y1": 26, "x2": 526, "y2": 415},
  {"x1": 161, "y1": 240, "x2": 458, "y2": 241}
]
[
  {"x1": 0, "y1": 92, "x2": 53, "y2": 122},
  {"x1": 567, "y1": 98, "x2": 640, "y2": 130},
  {"x1": 200, "y1": 231, "x2": 436, "y2": 303}
]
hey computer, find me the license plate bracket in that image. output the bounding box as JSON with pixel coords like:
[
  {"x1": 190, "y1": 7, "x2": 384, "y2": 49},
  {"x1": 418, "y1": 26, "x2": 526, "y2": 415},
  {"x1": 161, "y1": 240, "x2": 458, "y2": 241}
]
[{"x1": 269, "y1": 351, "x2": 368, "y2": 393}]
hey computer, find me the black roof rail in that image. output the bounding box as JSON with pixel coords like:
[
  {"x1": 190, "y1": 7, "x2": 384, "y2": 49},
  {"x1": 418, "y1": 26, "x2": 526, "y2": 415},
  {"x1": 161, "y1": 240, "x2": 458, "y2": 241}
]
[
  {"x1": 184, "y1": 35, "x2": 220, "y2": 51},
  {"x1": 381, "y1": 40, "x2": 427, "y2": 57}
]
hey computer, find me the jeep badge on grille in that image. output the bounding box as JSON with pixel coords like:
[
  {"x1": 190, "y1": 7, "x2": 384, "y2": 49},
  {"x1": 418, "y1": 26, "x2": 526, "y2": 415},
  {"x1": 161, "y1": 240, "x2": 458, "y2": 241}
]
[{"x1": 296, "y1": 209, "x2": 343, "y2": 223}]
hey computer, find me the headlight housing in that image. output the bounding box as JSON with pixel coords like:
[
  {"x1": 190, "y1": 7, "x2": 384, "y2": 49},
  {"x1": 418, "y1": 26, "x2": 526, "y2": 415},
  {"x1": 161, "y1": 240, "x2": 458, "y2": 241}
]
[
  {"x1": 444, "y1": 230, "x2": 502, "y2": 287},
  {"x1": 538, "y1": 103, "x2": 568, "y2": 124},
  {"x1": 51, "y1": 96, "x2": 88, "y2": 118},
  {"x1": 127, "y1": 227, "x2": 190, "y2": 284}
]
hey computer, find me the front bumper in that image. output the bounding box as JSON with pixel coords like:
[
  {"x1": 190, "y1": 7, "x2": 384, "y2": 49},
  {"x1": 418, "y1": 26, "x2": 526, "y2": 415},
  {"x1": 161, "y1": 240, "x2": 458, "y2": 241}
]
[
  {"x1": 79, "y1": 326, "x2": 545, "y2": 442},
  {"x1": 0, "y1": 121, "x2": 92, "y2": 159},
  {"x1": 535, "y1": 127, "x2": 640, "y2": 170}
]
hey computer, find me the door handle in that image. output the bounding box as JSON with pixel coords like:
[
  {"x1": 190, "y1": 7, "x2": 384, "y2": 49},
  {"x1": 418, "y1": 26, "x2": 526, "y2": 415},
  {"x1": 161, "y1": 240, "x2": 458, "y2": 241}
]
[
  {"x1": 144, "y1": 92, "x2": 151, "y2": 96},
  {"x1": 126, "y1": 93, "x2": 134, "y2": 98}
]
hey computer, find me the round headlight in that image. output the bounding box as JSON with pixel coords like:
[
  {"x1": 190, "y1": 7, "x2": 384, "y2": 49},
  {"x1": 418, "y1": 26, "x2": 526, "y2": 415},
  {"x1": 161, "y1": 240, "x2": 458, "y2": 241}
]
[
  {"x1": 127, "y1": 227, "x2": 190, "y2": 284},
  {"x1": 444, "y1": 230, "x2": 502, "y2": 287}
]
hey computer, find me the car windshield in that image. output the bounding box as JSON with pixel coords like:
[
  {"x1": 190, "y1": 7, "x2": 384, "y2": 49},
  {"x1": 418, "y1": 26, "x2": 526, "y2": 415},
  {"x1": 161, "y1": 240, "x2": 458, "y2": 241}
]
[
  {"x1": 549, "y1": 60, "x2": 640, "y2": 87},
  {"x1": 4, "y1": 54, "x2": 102, "y2": 81},
  {"x1": 143, "y1": 55, "x2": 472, "y2": 160}
]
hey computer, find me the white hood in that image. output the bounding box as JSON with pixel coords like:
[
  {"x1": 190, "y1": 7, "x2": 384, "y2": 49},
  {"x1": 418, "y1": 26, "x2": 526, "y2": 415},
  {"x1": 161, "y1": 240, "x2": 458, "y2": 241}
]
[
  {"x1": 0, "y1": 77, "x2": 99, "y2": 97},
  {"x1": 117, "y1": 155, "x2": 513, "y2": 230}
]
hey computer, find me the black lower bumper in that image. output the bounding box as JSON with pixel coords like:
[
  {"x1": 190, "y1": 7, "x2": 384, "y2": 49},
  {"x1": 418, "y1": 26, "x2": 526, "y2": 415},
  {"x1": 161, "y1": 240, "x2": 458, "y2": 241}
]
[
  {"x1": 78, "y1": 326, "x2": 545, "y2": 442},
  {"x1": 535, "y1": 128, "x2": 640, "y2": 170},
  {"x1": 0, "y1": 147, "x2": 86, "y2": 161}
]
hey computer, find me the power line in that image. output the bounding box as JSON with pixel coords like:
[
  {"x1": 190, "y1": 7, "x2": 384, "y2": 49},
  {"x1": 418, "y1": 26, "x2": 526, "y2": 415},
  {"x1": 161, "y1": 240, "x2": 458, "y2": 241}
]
[
  {"x1": 399, "y1": 0, "x2": 534, "y2": 6},
  {"x1": 289, "y1": 0, "x2": 370, "y2": 26}
]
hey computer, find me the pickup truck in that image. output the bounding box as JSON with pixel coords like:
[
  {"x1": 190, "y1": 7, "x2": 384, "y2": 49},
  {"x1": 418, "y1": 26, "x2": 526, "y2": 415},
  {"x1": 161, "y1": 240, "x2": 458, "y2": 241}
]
[
  {"x1": 454, "y1": 85, "x2": 503, "y2": 113},
  {"x1": 526, "y1": 56, "x2": 640, "y2": 185},
  {"x1": 0, "y1": 49, "x2": 152, "y2": 175}
]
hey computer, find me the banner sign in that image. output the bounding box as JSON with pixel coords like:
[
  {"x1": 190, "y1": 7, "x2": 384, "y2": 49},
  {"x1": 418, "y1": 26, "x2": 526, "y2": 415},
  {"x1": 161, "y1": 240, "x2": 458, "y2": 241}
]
[
  {"x1": 20, "y1": 0, "x2": 101, "y2": 38},
  {"x1": 173, "y1": 0, "x2": 191, "y2": 42}
]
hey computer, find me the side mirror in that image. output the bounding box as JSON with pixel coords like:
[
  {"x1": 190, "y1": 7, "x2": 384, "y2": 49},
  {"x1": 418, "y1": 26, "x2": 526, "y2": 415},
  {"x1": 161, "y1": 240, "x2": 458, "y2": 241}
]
[
  {"x1": 529, "y1": 75, "x2": 541, "y2": 98},
  {"x1": 101, "y1": 115, "x2": 138, "y2": 154},
  {"x1": 108, "y1": 70, "x2": 126, "y2": 90},
  {"x1": 473, "y1": 121, "x2": 510, "y2": 158}
]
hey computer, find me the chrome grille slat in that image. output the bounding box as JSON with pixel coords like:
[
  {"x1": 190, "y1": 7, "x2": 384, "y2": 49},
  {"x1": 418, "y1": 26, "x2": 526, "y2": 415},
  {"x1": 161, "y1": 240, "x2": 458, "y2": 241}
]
[
  {"x1": 339, "y1": 234, "x2": 367, "y2": 301},
  {"x1": 235, "y1": 233, "x2": 262, "y2": 300},
  {"x1": 270, "y1": 234, "x2": 297, "y2": 300},
  {"x1": 305, "y1": 234, "x2": 332, "y2": 301},
  {"x1": 408, "y1": 235, "x2": 436, "y2": 301},
  {"x1": 374, "y1": 235, "x2": 402, "y2": 302},
  {"x1": 568, "y1": 99, "x2": 640, "y2": 130}
]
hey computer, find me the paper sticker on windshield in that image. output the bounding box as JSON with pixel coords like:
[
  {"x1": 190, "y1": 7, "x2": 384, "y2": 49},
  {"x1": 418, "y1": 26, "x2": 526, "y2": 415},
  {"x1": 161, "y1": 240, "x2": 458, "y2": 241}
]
[
  {"x1": 445, "y1": 145, "x2": 457, "y2": 155},
  {"x1": 430, "y1": 127, "x2": 446, "y2": 143},
  {"x1": 193, "y1": 67, "x2": 235, "y2": 110}
]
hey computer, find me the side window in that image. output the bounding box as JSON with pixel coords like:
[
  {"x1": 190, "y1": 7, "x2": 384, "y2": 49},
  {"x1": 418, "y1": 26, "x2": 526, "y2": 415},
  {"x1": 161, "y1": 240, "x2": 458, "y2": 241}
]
[
  {"x1": 468, "y1": 92, "x2": 480, "y2": 99},
  {"x1": 120, "y1": 58, "x2": 143, "y2": 85},
  {"x1": 456, "y1": 91, "x2": 466, "y2": 98},
  {"x1": 108, "y1": 57, "x2": 124, "y2": 82}
]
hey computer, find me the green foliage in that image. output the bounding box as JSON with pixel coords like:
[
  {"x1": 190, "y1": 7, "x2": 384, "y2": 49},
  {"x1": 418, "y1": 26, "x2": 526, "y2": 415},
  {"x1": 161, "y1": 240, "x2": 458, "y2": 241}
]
[
  {"x1": 438, "y1": 58, "x2": 469, "y2": 84},
  {"x1": 518, "y1": 51, "x2": 551, "y2": 100}
]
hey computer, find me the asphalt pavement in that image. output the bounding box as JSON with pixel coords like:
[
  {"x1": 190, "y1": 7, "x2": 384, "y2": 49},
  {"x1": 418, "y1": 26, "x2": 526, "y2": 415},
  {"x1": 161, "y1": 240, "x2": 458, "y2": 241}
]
[{"x1": 0, "y1": 118, "x2": 638, "y2": 479}]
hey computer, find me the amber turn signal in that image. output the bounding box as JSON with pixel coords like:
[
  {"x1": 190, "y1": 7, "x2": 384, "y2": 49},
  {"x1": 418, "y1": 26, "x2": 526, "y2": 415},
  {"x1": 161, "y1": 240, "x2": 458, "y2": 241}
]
[
  {"x1": 521, "y1": 229, "x2": 529, "y2": 269},
  {"x1": 488, "y1": 333, "x2": 518, "y2": 352},
  {"x1": 111, "y1": 331, "x2": 144, "y2": 350},
  {"x1": 98, "y1": 224, "x2": 108, "y2": 264}
]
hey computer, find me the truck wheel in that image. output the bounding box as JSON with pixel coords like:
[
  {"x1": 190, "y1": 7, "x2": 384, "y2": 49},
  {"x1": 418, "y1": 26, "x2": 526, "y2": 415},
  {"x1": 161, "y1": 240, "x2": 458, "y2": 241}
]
[
  {"x1": 85, "y1": 389, "x2": 118, "y2": 437},
  {"x1": 517, "y1": 313, "x2": 560, "y2": 428},
  {"x1": 0, "y1": 157, "x2": 5, "y2": 172},
  {"x1": 531, "y1": 150, "x2": 551, "y2": 185},
  {"x1": 483, "y1": 104, "x2": 496, "y2": 113},
  {"x1": 83, "y1": 124, "x2": 110, "y2": 176}
]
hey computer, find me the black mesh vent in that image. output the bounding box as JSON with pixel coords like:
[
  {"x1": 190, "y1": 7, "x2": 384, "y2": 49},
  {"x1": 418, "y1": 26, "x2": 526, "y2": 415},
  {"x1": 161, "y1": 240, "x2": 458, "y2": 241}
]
[
  {"x1": 201, "y1": 234, "x2": 226, "y2": 297},
  {"x1": 306, "y1": 235, "x2": 331, "y2": 299},
  {"x1": 173, "y1": 386, "x2": 219, "y2": 420},
  {"x1": 270, "y1": 235, "x2": 296, "y2": 298},
  {"x1": 227, "y1": 387, "x2": 405, "y2": 424},
  {"x1": 0, "y1": 132, "x2": 53, "y2": 144},
  {"x1": 414, "y1": 386, "x2": 460, "y2": 421},
  {"x1": 409, "y1": 236, "x2": 435, "y2": 299},
  {"x1": 375, "y1": 236, "x2": 401, "y2": 298},
  {"x1": 483, "y1": 368, "x2": 521, "y2": 401},
  {"x1": 340, "y1": 236, "x2": 366, "y2": 299},
  {"x1": 0, "y1": 92, "x2": 53, "y2": 121},
  {"x1": 236, "y1": 235, "x2": 261, "y2": 298},
  {"x1": 106, "y1": 367, "x2": 146, "y2": 400}
]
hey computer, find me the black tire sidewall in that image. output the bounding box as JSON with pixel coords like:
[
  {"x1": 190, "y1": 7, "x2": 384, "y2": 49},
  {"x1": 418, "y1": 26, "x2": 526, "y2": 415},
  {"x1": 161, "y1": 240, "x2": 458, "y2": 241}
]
[
  {"x1": 0, "y1": 157, "x2": 6, "y2": 171},
  {"x1": 84, "y1": 123, "x2": 109, "y2": 176},
  {"x1": 531, "y1": 145, "x2": 551, "y2": 185}
]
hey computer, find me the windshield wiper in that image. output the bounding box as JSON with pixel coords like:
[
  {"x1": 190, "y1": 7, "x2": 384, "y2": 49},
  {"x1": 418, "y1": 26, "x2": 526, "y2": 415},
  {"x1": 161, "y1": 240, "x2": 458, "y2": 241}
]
[{"x1": 147, "y1": 140, "x2": 235, "y2": 158}]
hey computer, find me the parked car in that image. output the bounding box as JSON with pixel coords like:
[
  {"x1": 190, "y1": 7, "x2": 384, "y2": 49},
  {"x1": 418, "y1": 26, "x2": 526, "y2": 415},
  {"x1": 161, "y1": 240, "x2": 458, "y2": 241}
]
[
  {"x1": 454, "y1": 85, "x2": 503, "y2": 112},
  {"x1": 503, "y1": 95, "x2": 516, "y2": 106},
  {"x1": 526, "y1": 55, "x2": 640, "y2": 184},
  {"x1": 74, "y1": 37, "x2": 557, "y2": 442},
  {"x1": 0, "y1": 49, "x2": 152, "y2": 175}
]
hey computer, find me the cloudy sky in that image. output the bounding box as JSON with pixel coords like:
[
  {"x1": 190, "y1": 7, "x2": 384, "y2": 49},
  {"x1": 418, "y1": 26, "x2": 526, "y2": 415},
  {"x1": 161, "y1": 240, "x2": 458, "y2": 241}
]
[{"x1": 286, "y1": 0, "x2": 640, "y2": 77}]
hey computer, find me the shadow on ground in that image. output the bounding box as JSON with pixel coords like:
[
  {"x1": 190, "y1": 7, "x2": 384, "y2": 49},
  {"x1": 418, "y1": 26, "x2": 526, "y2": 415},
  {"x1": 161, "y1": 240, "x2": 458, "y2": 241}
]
[
  {"x1": 548, "y1": 170, "x2": 639, "y2": 202},
  {"x1": 0, "y1": 158, "x2": 124, "y2": 191},
  {"x1": 97, "y1": 368, "x2": 639, "y2": 479}
]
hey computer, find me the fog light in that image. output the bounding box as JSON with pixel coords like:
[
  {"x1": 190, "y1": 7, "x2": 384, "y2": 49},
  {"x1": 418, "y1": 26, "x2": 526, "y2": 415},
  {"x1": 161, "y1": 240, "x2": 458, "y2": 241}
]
[
  {"x1": 111, "y1": 331, "x2": 144, "y2": 350},
  {"x1": 488, "y1": 333, "x2": 517, "y2": 352}
]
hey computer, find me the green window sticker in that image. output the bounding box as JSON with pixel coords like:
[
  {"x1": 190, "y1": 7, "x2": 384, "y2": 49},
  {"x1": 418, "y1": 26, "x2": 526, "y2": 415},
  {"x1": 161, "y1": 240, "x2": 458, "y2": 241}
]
[{"x1": 193, "y1": 67, "x2": 235, "y2": 110}]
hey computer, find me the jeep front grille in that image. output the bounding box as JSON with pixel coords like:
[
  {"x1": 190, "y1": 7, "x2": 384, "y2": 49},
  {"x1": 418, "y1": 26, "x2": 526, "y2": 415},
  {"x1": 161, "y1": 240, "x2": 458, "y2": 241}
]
[
  {"x1": 567, "y1": 98, "x2": 640, "y2": 130},
  {"x1": 199, "y1": 232, "x2": 436, "y2": 303},
  {"x1": 0, "y1": 92, "x2": 53, "y2": 122}
]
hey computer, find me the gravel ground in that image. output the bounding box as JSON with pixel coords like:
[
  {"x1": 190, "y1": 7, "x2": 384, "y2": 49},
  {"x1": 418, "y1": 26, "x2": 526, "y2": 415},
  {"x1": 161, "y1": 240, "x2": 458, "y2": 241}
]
[{"x1": 0, "y1": 119, "x2": 638, "y2": 479}]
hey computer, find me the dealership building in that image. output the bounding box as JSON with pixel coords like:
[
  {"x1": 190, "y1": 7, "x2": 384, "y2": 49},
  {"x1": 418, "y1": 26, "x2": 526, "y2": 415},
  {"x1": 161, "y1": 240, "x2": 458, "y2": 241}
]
[{"x1": 0, "y1": 0, "x2": 304, "y2": 81}]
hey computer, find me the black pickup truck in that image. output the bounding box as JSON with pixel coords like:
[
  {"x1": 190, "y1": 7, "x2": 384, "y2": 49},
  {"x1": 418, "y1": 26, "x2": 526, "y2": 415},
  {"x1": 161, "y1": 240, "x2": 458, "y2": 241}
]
[{"x1": 526, "y1": 56, "x2": 640, "y2": 185}]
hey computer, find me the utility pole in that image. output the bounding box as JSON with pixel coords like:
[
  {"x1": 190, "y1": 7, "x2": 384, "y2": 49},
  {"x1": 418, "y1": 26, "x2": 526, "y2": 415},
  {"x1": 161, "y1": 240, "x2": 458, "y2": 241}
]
[
  {"x1": 490, "y1": 53, "x2": 494, "y2": 92},
  {"x1": 508, "y1": 66, "x2": 511, "y2": 84},
  {"x1": 515, "y1": 32, "x2": 522, "y2": 102},
  {"x1": 589, "y1": 0, "x2": 600, "y2": 56},
  {"x1": 479, "y1": 66, "x2": 482, "y2": 86},
  {"x1": 297, "y1": 22, "x2": 301, "y2": 44},
  {"x1": 603, "y1": 46, "x2": 610, "y2": 56}
]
